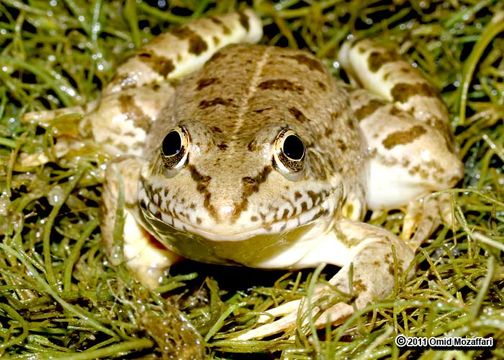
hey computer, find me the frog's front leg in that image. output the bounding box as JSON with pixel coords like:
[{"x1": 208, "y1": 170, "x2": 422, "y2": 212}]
[
  {"x1": 235, "y1": 219, "x2": 414, "y2": 340},
  {"x1": 102, "y1": 157, "x2": 182, "y2": 288}
]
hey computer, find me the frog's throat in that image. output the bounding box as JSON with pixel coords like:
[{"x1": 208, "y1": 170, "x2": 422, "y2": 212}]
[{"x1": 138, "y1": 186, "x2": 341, "y2": 242}]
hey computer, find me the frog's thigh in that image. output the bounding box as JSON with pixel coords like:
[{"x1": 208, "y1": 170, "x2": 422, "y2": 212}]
[
  {"x1": 102, "y1": 157, "x2": 180, "y2": 288},
  {"x1": 351, "y1": 90, "x2": 461, "y2": 209},
  {"x1": 106, "y1": 10, "x2": 262, "y2": 94}
]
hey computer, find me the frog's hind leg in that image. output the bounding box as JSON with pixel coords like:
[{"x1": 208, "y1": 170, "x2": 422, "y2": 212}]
[
  {"x1": 105, "y1": 9, "x2": 262, "y2": 94},
  {"x1": 339, "y1": 40, "x2": 463, "y2": 245}
]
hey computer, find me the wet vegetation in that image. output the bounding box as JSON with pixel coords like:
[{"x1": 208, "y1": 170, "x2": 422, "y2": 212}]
[{"x1": 0, "y1": 0, "x2": 502, "y2": 358}]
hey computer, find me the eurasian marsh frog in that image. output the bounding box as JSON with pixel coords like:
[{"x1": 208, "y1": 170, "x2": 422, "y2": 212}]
[{"x1": 26, "y1": 9, "x2": 463, "y2": 339}]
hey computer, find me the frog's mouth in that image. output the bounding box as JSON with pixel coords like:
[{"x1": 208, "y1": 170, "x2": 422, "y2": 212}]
[{"x1": 138, "y1": 186, "x2": 340, "y2": 242}]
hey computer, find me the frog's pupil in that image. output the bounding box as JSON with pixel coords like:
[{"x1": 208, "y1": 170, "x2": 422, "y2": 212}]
[
  {"x1": 283, "y1": 134, "x2": 304, "y2": 160},
  {"x1": 162, "y1": 131, "x2": 182, "y2": 156}
]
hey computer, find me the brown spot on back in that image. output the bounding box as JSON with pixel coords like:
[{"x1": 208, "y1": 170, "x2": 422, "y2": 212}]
[
  {"x1": 316, "y1": 81, "x2": 327, "y2": 91},
  {"x1": 118, "y1": 94, "x2": 152, "y2": 132},
  {"x1": 382, "y1": 125, "x2": 427, "y2": 149},
  {"x1": 254, "y1": 107, "x2": 272, "y2": 113},
  {"x1": 391, "y1": 82, "x2": 438, "y2": 103},
  {"x1": 237, "y1": 10, "x2": 250, "y2": 31},
  {"x1": 137, "y1": 51, "x2": 175, "y2": 77},
  {"x1": 198, "y1": 97, "x2": 233, "y2": 109},
  {"x1": 171, "y1": 26, "x2": 193, "y2": 39},
  {"x1": 217, "y1": 143, "x2": 228, "y2": 150},
  {"x1": 211, "y1": 126, "x2": 222, "y2": 133},
  {"x1": 171, "y1": 26, "x2": 208, "y2": 55},
  {"x1": 247, "y1": 140, "x2": 256, "y2": 151},
  {"x1": 258, "y1": 79, "x2": 304, "y2": 94},
  {"x1": 284, "y1": 54, "x2": 325, "y2": 73},
  {"x1": 335, "y1": 139, "x2": 347, "y2": 151},
  {"x1": 209, "y1": 16, "x2": 230, "y2": 34},
  {"x1": 196, "y1": 77, "x2": 219, "y2": 90},
  {"x1": 354, "y1": 99, "x2": 385, "y2": 121},
  {"x1": 209, "y1": 16, "x2": 222, "y2": 25},
  {"x1": 390, "y1": 106, "x2": 404, "y2": 117},
  {"x1": 288, "y1": 107, "x2": 310, "y2": 123},
  {"x1": 368, "y1": 49, "x2": 401, "y2": 72}
]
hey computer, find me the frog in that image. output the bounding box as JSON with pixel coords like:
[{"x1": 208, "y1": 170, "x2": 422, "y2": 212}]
[{"x1": 23, "y1": 9, "x2": 463, "y2": 340}]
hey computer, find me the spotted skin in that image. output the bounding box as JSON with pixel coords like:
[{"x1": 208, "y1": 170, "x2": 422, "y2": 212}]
[
  {"x1": 106, "y1": 10, "x2": 261, "y2": 94},
  {"x1": 23, "y1": 10, "x2": 463, "y2": 340},
  {"x1": 339, "y1": 40, "x2": 462, "y2": 209}
]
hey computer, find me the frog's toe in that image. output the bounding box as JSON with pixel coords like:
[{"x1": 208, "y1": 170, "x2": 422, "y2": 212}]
[
  {"x1": 234, "y1": 312, "x2": 298, "y2": 341},
  {"x1": 314, "y1": 302, "x2": 354, "y2": 327},
  {"x1": 402, "y1": 193, "x2": 456, "y2": 249},
  {"x1": 234, "y1": 298, "x2": 303, "y2": 340},
  {"x1": 235, "y1": 295, "x2": 353, "y2": 340},
  {"x1": 256, "y1": 299, "x2": 302, "y2": 323}
]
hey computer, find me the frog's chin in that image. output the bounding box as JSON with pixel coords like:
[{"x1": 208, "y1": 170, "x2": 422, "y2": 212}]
[{"x1": 140, "y1": 205, "x2": 335, "y2": 267}]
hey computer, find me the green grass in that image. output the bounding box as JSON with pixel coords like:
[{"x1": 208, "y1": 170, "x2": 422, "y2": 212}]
[{"x1": 0, "y1": 0, "x2": 503, "y2": 358}]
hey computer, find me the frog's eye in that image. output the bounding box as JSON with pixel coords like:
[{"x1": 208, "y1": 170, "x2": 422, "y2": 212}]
[
  {"x1": 161, "y1": 126, "x2": 189, "y2": 169},
  {"x1": 273, "y1": 129, "x2": 305, "y2": 175},
  {"x1": 283, "y1": 134, "x2": 305, "y2": 161}
]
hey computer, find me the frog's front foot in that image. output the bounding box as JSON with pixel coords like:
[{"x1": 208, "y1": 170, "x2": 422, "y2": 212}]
[
  {"x1": 234, "y1": 291, "x2": 354, "y2": 341},
  {"x1": 234, "y1": 220, "x2": 415, "y2": 340}
]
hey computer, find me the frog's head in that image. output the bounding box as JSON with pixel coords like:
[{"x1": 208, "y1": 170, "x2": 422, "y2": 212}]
[
  {"x1": 139, "y1": 118, "x2": 345, "y2": 243},
  {"x1": 138, "y1": 45, "x2": 364, "y2": 251}
]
